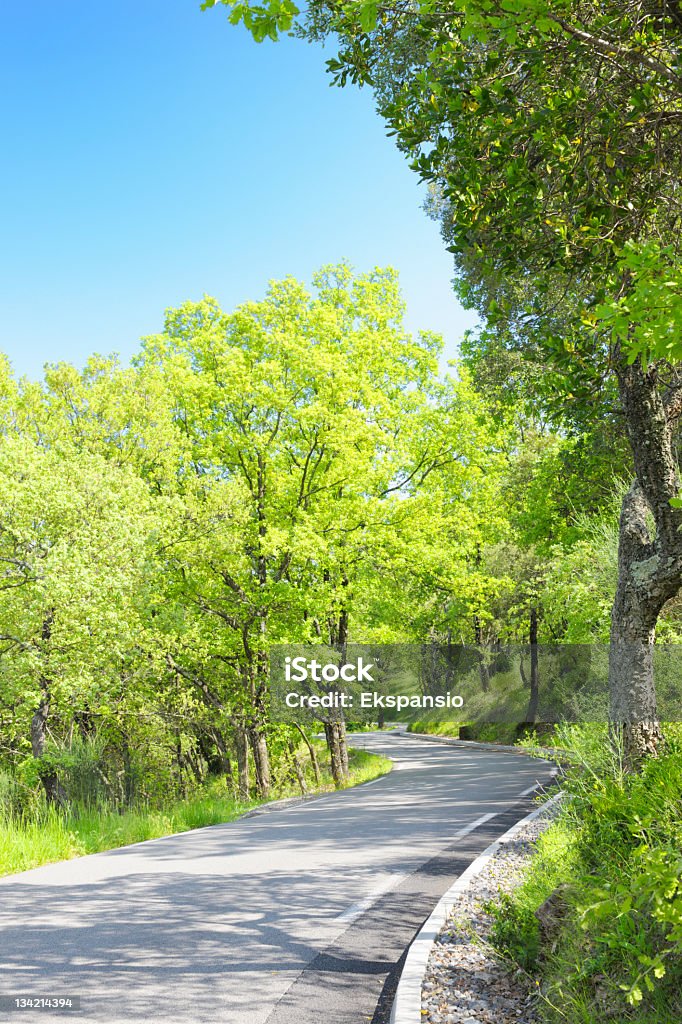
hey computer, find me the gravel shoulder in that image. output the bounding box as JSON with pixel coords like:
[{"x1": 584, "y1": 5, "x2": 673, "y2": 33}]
[{"x1": 422, "y1": 801, "x2": 559, "y2": 1024}]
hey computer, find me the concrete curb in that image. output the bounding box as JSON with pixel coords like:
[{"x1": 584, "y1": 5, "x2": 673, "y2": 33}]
[{"x1": 389, "y1": 790, "x2": 565, "y2": 1024}]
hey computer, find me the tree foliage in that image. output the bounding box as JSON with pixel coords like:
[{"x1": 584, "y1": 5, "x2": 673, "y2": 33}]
[
  {"x1": 0, "y1": 265, "x2": 518, "y2": 805},
  {"x1": 204, "y1": 0, "x2": 682, "y2": 766}
]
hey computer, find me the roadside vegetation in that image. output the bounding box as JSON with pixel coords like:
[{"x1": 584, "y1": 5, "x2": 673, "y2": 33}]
[
  {"x1": 407, "y1": 722, "x2": 521, "y2": 744},
  {"x1": 0, "y1": 741, "x2": 391, "y2": 877},
  {"x1": 485, "y1": 725, "x2": 682, "y2": 1023}
]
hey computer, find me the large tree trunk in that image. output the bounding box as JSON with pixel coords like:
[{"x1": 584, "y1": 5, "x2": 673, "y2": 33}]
[
  {"x1": 473, "y1": 545, "x2": 491, "y2": 693},
  {"x1": 329, "y1": 576, "x2": 350, "y2": 777},
  {"x1": 324, "y1": 721, "x2": 341, "y2": 786},
  {"x1": 473, "y1": 615, "x2": 490, "y2": 693},
  {"x1": 120, "y1": 734, "x2": 137, "y2": 806},
  {"x1": 244, "y1": 453, "x2": 273, "y2": 802},
  {"x1": 609, "y1": 483, "x2": 664, "y2": 765},
  {"x1": 609, "y1": 359, "x2": 682, "y2": 767},
  {"x1": 324, "y1": 719, "x2": 347, "y2": 787},
  {"x1": 31, "y1": 692, "x2": 67, "y2": 805},
  {"x1": 338, "y1": 719, "x2": 349, "y2": 777}
]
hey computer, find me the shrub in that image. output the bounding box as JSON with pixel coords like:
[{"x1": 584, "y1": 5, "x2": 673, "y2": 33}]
[
  {"x1": 486, "y1": 891, "x2": 541, "y2": 972},
  {"x1": 486, "y1": 725, "x2": 682, "y2": 1021}
]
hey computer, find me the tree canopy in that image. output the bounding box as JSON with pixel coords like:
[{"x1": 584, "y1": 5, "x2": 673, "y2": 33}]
[{"x1": 204, "y1": 0, "x2": 682, "y2": 765}]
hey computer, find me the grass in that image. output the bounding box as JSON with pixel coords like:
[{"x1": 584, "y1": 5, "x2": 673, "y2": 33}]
[
  {"x1": 339, "y1": 746, "x2": 393, "y2": 787},
  {"x1": 406, "y1": 719, "x2": 521, "y2": 743},
  {"x1": 0, "y1": 740, "x2": 392, "y2": 877},
  {"x1": 407, "y1": 720, "x2": 463, "y2": 738},
  {"x1": 0, "y1": 789, "x2": 259, "y2": 877},
  {"x1": 484, "y1": 724, "x2": 682, "y2": 1023}
]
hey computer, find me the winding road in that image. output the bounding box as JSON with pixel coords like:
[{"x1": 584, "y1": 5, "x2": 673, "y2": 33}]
[{"x1": 0, "y1": 731, "x2": 555, "y2": 1024}]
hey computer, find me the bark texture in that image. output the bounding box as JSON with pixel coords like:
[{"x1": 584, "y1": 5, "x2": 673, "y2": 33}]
[
  {"x1": 610, "y1": 359, "x2": 682, "y2": 767},
  {"x1": 248, "y1": 726, "x2": 271, "y2": 798},
  {"x1": 324, "y1": 719, "x2": 348, "y2": 787}
]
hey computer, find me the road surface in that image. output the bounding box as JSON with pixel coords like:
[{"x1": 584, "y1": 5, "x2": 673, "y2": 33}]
[{"x1": 0, "y1": 731, "x2": 555, "y2": 1024}]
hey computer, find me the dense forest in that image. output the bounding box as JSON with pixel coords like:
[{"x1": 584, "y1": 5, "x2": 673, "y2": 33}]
[{"x1": 1, "y1": 261, "x2": 645, "y2": 811}]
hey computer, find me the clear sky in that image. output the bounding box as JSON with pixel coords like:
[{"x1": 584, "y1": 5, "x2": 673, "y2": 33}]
[{"x1": 0, "y1": 1, "x2": 477, "y2": 380}]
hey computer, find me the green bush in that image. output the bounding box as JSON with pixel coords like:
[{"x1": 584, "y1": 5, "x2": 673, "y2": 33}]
[
  {"x1": 486, "y1": 891, "x2": 541, "y2": 971},
  {"x1": 579, "y1": 843, "x2": 682, "y2": 1007},
  {"x1": 485, "y1": 726, "x2": 682, "y2": 1022},
  {"x1": 0, "y1": 770, "x2": 29, "y2": 818}
]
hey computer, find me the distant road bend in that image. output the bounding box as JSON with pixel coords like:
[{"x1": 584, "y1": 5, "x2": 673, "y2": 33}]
[{"x1": 0, "y1": 731, "x2": 555, "y2": 1024}]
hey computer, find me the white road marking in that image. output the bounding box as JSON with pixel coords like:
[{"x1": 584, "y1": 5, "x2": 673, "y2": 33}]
[
  {"x1": 518, "y1": 782, "x2": 542, "y2": 798},
  {"x1": 450, "y1": 811, "x2": 498, "y2": 839},
  {"x1": 335, "y1": 873, "x2": 408, "y2": 924},
  {"x1": 335, "y1": 811, "x2": 500, "y2": 925}
]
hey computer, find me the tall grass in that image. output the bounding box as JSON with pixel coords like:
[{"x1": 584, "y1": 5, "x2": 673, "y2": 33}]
[
  {"x1": 0, "y1": 808, "x2": 83, "y2": 877},
  {"x1": 485, "y1": 723, "x2": 682, "y2": 1023},
  {"x1": 0, "y1": 743, "x2": 392, "y2": 877}
]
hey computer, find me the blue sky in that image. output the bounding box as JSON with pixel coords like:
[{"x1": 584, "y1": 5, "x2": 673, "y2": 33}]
[{"x1": 0, "y1": 1, "x2": 477, "y2": 380}]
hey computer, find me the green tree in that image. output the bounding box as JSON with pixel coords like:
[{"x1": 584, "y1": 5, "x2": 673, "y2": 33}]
[
  {"x1": 208, "y1": 0, "x2": 682, "y2": 763},
  {"x1": 137, "y1": 264, "x2": 447, "y2": 790},
  {"x1": 0, "y1": 431, "x2": 155, "y2": 802}
]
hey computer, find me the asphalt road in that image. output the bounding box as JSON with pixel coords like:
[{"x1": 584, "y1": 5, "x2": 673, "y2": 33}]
[{"x1": 0, "y1": 732, "x2": 556, "y2": 1024}]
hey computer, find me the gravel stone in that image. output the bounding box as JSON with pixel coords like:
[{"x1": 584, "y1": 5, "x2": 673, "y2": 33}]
[{"x1": 421, "y1": 803, "x2": 559, "y2": 1024}]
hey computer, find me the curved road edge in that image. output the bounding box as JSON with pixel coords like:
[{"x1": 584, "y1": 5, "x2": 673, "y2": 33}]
[
  {"x1": 389, "y1": 789, "x2": 566, "y2": 1024},
  {"x1": 399, "y1": 728, "x2": 570, "y2": 761}
]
